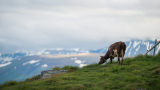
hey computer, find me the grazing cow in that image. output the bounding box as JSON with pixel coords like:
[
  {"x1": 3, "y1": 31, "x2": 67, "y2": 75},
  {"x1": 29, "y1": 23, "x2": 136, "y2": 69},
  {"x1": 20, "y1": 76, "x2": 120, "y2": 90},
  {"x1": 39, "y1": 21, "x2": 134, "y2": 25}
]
[{"x1": 99, "y1": 41, "x2": 126, "y2": 65}]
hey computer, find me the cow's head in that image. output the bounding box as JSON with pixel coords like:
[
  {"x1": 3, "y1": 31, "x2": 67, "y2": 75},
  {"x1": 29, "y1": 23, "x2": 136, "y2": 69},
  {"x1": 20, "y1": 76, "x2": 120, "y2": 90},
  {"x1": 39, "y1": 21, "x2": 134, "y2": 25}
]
[{"x1": 99, "y1": 56, "x2": 105, "y2": 64}]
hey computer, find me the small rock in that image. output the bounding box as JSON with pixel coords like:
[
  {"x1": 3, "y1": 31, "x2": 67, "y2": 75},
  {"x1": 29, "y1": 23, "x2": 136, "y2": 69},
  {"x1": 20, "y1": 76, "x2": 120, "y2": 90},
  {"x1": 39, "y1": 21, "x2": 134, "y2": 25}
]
[{"x1": 39, "y1": 70, "x2": 68, "y2": 79}]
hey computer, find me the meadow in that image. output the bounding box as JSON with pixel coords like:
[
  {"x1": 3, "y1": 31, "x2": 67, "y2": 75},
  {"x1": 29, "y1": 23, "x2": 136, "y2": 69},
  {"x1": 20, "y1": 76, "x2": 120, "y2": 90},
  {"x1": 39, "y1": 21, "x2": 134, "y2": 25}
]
[{"x1": 0, "y1": 53, "x2": 160, "y2": 90}]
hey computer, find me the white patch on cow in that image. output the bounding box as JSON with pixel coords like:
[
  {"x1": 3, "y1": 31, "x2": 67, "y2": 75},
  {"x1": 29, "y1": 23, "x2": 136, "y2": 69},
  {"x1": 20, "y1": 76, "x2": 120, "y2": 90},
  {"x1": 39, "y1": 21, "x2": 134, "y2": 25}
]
[
  {"x1": 112, "y1": 49, "x2": 118, "y2": 58},
  {"x1": 133, "y1": 41, "x2": 141, "y2": 48},
  {"x1": 126, "y1": 41, "x2": 132, "y2": 52}
]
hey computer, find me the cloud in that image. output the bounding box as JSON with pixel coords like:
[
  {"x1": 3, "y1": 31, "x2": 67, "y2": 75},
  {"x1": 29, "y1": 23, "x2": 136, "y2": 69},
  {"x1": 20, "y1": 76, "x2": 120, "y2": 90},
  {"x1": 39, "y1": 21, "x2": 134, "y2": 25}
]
[
  {"x1": 0, "y1": 0, "x2": 160, "y2": 53},
  {"x1": 75, "y1": 60, "x2": 85, "y2": 64},
  {"x1": 79, "y1": 64, "x2": 87, "y2": 68},
  {"x1": 71, "y1": 57, "x2": 87, "y2": 67},
  {"x1": 41, "y1": 64, "x2": 48, "y2": 67}
]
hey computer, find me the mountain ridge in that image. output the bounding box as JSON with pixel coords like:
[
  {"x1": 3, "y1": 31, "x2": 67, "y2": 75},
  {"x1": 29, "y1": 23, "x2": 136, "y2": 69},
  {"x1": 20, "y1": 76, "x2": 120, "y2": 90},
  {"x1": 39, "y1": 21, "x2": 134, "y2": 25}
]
[{"x1": 0, "y1": 40, "x2": 160, "y2": 84}]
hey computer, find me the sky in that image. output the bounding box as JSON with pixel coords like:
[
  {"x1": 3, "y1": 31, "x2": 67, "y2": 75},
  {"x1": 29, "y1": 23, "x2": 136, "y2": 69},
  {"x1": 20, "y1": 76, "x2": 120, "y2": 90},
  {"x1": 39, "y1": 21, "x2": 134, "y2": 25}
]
[{"x1": 0, "y1": 0, "x2": 160, "y2": 53}]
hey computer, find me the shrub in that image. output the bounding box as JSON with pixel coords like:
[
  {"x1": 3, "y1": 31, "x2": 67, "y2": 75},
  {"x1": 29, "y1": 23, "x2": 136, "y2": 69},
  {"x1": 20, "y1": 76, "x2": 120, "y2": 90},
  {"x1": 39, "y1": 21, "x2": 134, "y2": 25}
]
[
  {"x1": 24, "y1": 75, "x2": 41, "y2": 82},
  {"x1": 152, "y1": 68, "x2": 160, "y2": 75},
  {"x1": 62, "y1": 65, "x2": 79, "y2": 72},
  {"x1": 0, "y1": 80, "x2": 18, "y2": 88},
  {"x1": 52, "y1": 65, "x2": 79, "y2": 72},
  {"x1": 82, "y1": 63, "x2": 98, "y2": 68},
  {"x1": 53, "y1": 66, "x2": 61, "y2": 70}
]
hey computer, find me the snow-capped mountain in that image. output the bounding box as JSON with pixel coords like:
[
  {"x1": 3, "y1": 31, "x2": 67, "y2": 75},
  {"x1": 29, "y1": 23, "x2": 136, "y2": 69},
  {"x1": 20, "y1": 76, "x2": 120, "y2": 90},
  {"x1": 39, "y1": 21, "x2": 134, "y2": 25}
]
[
  {"x1": 1, "y1": 40, "x2": 160, "y2": 65},
  {"x1": 0, "y1": 40, "x2": 160, "y2": 65},
  {"x1": 0, "y1": 48, "x2": 89, "y2": 64},
  {"x1": 89, "y1": 40, "x2": 160, "y2": 57}
]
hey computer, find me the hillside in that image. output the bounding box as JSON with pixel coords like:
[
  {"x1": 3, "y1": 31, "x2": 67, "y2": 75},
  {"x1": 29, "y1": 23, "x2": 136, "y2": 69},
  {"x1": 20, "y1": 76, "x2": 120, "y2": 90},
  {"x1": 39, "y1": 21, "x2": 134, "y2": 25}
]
[{"x1": 1, "y1": 53, "x2": 160, "y2": 90}]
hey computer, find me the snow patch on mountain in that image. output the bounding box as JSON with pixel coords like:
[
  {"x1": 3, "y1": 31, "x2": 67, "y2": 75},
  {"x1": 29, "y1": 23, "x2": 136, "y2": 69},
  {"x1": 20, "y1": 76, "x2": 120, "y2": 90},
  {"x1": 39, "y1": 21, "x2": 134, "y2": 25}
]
[
  {"x1": 23, "y1": 60, "x2": 40, "y2": 65},
  {"x1": 35, "y1": 63, "x2": 40, "y2": 66},
  {"x1": 134, "y1": 45, "x2": 140, "y2": 55},
  {"x1": 142, "y1": 41, "x2": 150, "y2": 50},
  {"x1": 133, "y1": 41, "x2": 141, "y2": 48},
  {"x1": 126, "y1": 41, "x2": 132, "y2": 52},
  {"x1": 100, "y1": 48, "x2": 107, "y2": 53},
  {"x1": 0, "y1": 62, "x2": 12, "y2": 67},
  {"x1": 128, "y1": 47, "x2": 132, "y2": 57},
  {"x1": 0, "y1": 57, "x2": 13, "y2": 64}
]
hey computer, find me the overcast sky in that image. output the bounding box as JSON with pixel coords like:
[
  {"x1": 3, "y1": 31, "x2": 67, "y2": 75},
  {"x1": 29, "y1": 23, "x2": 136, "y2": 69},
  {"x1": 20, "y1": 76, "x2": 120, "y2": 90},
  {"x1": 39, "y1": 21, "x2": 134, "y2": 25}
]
[{"x1": 0, "y1": 0, "x2": 160, "y2": 53}]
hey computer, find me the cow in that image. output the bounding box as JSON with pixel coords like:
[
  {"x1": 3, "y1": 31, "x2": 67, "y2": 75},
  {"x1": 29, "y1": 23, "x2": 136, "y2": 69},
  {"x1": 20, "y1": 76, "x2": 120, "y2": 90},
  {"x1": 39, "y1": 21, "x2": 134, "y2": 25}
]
[{"x1": 99, "y1": 41, "x2": 126, "y2": 65}]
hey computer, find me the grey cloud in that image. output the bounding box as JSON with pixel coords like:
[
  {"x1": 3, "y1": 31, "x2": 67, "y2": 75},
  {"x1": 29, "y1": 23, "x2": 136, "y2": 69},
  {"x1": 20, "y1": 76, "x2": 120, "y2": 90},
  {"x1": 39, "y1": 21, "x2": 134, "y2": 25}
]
[{"x1": 0, "y1": 0, "x2": 160, "y2": 53}]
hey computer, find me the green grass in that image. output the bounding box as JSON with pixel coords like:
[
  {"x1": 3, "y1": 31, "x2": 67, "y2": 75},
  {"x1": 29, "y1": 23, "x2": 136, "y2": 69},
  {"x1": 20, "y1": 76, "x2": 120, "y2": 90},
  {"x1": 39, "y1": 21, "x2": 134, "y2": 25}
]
[{"x1": 1, "y1": 53, "x2": 160, "y2": 90}]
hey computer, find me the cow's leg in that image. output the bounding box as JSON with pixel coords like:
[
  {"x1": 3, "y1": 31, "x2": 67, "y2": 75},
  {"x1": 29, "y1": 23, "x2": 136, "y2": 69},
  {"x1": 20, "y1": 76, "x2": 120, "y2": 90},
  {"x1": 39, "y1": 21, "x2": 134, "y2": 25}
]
[
  {"x1": 117, "y1": 54, "x2": 121, "y2": 65},
  {"x1": 121, "y1": 50, "x2": 124, "y2": 65},
  {"x1": 118, "y1": 56, "x2": 120, "y2": 65},
  {"x1": 110, "y1": 56, "x2": 112, "y2": 64}
]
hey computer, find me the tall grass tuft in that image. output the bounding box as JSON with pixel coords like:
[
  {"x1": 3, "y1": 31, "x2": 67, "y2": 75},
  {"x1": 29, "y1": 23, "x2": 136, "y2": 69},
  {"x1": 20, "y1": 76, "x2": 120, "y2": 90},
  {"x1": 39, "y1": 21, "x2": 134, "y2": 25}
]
[
  {"x1": 52, "y1": 65, "x2": 79, "y2": 72},
  {"x1": 82, "y1": 63, "x2": 98, "y2": 68},
  {"x1": 62, "y1": 65, "x2": 79, "y2": 72},
  {"x1": 24, "y1": 75, "x2": 41, "y2": 82}
]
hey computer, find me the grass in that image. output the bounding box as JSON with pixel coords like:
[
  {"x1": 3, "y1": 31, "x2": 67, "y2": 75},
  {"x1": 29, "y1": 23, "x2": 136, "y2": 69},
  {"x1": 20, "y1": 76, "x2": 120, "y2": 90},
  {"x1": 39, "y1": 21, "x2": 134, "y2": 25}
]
[{"x1": 1, "y1": 52, "x2": 160, "y2": 90}]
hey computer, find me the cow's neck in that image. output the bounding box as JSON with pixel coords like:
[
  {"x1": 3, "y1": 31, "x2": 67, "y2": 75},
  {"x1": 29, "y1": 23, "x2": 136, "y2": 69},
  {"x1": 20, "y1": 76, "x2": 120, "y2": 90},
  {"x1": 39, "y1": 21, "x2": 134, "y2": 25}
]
[{"x1": 104, "y1": 52, "x2": 109, "y2": 60}]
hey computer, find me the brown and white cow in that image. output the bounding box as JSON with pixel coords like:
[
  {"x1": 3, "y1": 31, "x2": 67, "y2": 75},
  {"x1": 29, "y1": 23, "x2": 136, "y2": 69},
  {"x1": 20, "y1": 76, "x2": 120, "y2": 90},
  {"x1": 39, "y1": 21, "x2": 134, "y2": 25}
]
[{"x1": 99, "y1": 41, "x2": 126, "y2": 65}]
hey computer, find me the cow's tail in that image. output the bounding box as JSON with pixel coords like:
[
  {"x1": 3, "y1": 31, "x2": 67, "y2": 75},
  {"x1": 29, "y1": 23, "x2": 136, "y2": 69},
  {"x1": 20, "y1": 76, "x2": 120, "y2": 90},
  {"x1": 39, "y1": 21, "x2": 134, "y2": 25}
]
[{"x1": 120, "y1": 42, "x2": 126, "y2": 58}]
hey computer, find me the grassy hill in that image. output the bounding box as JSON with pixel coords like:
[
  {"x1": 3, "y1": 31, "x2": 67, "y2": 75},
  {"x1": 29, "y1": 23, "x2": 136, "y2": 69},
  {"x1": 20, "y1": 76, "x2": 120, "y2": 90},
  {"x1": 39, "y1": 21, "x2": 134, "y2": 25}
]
[{"x1": 1, "y1": 53, "x2": 160, "y2": 90}]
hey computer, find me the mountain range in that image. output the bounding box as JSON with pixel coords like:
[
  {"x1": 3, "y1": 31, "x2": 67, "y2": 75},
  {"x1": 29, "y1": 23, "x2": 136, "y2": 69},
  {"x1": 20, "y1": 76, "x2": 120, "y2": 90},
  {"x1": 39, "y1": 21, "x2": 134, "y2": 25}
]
[{"x1": 0, "y1": 40, "x2": 160, "y2": 84}]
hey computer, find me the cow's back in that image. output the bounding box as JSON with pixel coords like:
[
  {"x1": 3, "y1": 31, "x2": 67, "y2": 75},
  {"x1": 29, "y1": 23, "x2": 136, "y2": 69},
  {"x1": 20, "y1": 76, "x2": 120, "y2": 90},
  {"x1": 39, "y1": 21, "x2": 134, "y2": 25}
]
[{"x1": 109, "y1": 41, "x2": 126, "y2": 57}]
